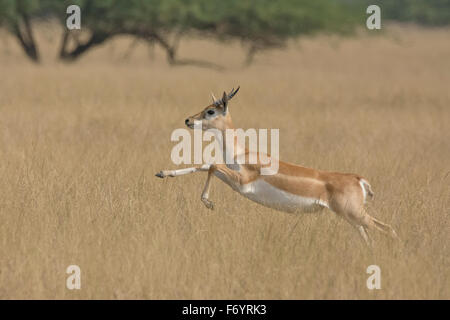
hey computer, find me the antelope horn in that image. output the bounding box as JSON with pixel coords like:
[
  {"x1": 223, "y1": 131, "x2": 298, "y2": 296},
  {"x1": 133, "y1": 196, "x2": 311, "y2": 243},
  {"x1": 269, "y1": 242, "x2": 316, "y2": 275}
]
[
  {"x1": 211, "y1": 92, "x2": 217, "y2": 103},
  {"x1": 227, "y1": 86, "x2": 240, "y2": 100},
  {"x1": 212, "y1": 86, "x2": 240, "y2": 106}
]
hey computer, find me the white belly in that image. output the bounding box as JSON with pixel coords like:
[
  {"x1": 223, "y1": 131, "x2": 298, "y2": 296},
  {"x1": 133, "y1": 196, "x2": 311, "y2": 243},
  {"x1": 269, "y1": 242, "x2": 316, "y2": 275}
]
[
  {"x1": 241, "y1": 179, "x2": 327, "y2": 213},
  {"x1": 213, "y1": 171, "x2": 328, "y2": 213}
]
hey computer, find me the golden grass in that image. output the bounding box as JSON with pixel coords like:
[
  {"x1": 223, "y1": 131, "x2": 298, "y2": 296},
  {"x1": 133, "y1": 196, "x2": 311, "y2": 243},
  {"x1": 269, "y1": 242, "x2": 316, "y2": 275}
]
[{"x1": 0, "y1": 24, "x2": 449, "y2": 299}]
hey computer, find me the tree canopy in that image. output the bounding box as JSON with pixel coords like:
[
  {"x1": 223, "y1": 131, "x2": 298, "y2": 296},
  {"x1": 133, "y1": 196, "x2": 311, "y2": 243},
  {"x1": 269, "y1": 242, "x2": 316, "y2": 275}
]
[{"x1": 1, "y1": 0, "x2": 448, "y2": 65}]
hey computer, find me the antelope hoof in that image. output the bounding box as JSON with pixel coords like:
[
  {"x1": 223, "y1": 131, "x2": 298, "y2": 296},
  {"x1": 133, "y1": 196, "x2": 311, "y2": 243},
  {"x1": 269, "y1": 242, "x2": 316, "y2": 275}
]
[
  {"x1": 155, "y1": 171, "x2": 167, "y2": 178},
  {"x1": 202, "y1": 198, "x2": 214, "y2": 210}
]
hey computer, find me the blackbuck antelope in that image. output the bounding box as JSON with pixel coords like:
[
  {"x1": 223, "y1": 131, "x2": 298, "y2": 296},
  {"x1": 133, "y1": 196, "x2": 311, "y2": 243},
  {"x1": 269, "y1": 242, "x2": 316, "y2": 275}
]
[{"x1": 156, "y1": 87, "x2": 398, "y2": 245}]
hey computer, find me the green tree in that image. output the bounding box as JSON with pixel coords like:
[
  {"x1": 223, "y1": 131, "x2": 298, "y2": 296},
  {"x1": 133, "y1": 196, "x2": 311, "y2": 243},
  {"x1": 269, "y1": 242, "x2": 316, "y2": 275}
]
[
  {"x1": 0, "y1": 0, "x2": 41, "y2": 62},
  {"x1": 351, "y1": 0, "x2": 450, "y2": 26},
  {"x1": 0, "y1": 0, "x2": 361, "y2": 65},
  {"x1": 380, "y1": 0, "x2": 450, "y2": 26},
  {"x1": 182, "y1": 0, "x2": 359, "y2": 64}
]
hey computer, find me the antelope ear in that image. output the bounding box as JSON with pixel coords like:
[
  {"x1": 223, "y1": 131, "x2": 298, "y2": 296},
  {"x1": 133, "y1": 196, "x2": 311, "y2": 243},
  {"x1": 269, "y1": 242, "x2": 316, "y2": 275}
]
[{"x1": 222, "y1": 91, "x2": 228, "y2": 114}]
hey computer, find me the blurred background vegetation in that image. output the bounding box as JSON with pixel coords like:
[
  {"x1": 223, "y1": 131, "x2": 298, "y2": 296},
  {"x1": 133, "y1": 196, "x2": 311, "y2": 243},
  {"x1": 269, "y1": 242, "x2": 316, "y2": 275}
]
[{"x1": 0, "y1": 0, "x2": 449, "y2": 66}]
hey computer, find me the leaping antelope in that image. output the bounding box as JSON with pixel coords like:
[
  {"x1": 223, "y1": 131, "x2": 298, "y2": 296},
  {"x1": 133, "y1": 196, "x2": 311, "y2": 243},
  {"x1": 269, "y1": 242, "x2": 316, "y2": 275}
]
[{"x1": 156, "y1": 87, "x2": 398, "y2": 245}]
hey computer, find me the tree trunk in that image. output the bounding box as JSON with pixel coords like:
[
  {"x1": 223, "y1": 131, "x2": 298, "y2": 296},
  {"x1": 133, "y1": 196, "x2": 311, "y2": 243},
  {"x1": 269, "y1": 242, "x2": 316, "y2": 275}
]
[
  {"x1": 13, "y1": 14, "x2": 39, "y2": 63},
  {"x1": 244, "y1": 45, "x2": 258, "y2": 66},
  {"x1": 59, "y1": 32, "x2": 110, "y2": 62},
  {"x1": 148, "y1": 33, "x2": 177, "y2": 65},
  {"x1": 145, "y1": 33, "x2": 223, "y2": 70}
]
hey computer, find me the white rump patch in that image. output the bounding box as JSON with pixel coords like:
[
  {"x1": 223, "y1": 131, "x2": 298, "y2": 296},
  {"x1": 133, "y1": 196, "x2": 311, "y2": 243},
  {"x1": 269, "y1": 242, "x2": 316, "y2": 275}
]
[
  {"x1": 359, "y1": 179, "x2": 372, "y2": 203},
  {"x1": 359, "y1": 180, "x2": 367, "y2": 202}
]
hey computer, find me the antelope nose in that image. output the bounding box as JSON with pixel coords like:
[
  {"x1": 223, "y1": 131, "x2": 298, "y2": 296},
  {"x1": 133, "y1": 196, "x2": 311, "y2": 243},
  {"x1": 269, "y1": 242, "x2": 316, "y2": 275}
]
[{"x1": 185, "y1": 119, "x2": 189, "y2": 125}]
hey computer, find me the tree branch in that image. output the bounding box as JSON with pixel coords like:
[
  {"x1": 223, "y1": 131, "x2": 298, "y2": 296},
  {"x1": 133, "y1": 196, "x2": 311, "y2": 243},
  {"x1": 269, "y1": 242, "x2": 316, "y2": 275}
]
[
  {"x1": 59, "y1": 31, "x2": 111, "y2": 62},
  {"x1": 143, "y1": 32, "x2": 223, "y2": 70},
  {"x1": 12, "y1": 13, "x2": 39, "y2": 63}
]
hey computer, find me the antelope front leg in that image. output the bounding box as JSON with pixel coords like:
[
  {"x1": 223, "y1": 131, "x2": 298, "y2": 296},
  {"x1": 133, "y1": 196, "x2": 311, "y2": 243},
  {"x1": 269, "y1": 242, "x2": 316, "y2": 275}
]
[
  {"x1": 155, "y1": 164, "x2": 210, "y2": 178},
  {"x1": 201, "y1": 168, "x2": 214, "y2": 210},
  {"x1": 200, "y1": 164, "x2": 246, "y2": 210}
]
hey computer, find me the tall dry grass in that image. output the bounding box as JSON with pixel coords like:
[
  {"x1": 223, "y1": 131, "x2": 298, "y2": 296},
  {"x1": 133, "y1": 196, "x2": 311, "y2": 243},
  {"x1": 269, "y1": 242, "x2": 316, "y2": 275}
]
[{"x1": 0, "y1": 24, "x2": 448, "y2": 299}]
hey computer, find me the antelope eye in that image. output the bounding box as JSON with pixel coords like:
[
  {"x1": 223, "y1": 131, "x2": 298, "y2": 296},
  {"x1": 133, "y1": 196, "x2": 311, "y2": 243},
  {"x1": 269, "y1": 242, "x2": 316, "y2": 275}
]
[{"x1": 207, "y1": 110, "x2": 215, "y2": 115}]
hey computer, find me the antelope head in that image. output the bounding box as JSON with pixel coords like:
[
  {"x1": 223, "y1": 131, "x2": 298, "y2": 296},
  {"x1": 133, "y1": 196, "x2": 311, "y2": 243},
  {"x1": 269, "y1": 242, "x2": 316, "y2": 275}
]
[{"x1": 185, "y1": 87, "x2": 240, "y2": 131}]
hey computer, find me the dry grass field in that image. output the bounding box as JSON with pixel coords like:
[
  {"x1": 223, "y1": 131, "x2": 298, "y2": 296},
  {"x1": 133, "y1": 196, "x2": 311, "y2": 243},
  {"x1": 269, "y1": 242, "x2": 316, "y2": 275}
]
[{"x1": 0, "y1": 24, "x2": 449, "y2": 299}]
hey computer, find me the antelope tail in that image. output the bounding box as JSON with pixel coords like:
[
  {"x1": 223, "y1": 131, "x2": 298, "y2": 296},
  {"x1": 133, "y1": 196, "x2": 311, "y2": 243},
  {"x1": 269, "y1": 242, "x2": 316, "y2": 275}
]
[{"x1": 359, "y1": 178, "x2": 374, "y2": 201}]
